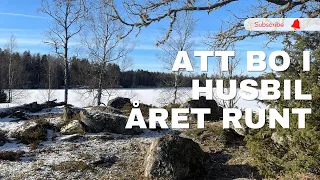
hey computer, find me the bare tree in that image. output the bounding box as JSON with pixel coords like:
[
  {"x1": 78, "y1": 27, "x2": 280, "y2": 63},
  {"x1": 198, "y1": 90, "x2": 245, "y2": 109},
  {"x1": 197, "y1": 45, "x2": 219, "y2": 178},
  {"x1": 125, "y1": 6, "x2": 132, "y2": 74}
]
[
  {"x1": 40, "y1": 0, "x2": 87, "y2": 107},
  {"x1": 210, "y1": 0, "x2": 320, "y2": 49},
  {"x1": 45, "y1": 55, "x2": 56, "y2": 102},
  {"x1": 5, "y1": 35, "x2": 17, "y2": 103},
  {"x1": 83, "y1": 0, "x2": 134, "y2": 106},
  {"x1": 213, "y1": 47, "x2": 241, "y2": 108},
  {"x1": 107, "y1": 0, "x2": 318, "y2": 46},
  {"x1": 157, "y1": 11, "x2": 196, "y2": 105}
]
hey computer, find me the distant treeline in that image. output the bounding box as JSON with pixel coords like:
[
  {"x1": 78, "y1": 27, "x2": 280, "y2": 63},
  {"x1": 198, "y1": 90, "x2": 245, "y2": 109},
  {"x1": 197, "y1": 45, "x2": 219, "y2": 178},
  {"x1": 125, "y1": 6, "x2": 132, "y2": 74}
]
[{"x1": 0, "y1": 49, "x2": 264, "y2": 89}]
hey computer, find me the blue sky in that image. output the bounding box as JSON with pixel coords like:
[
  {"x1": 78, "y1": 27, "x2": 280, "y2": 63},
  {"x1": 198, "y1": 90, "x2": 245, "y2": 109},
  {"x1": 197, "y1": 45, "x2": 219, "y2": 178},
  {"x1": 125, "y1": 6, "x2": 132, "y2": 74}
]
[{"x1": 0, "y1": 0, "x2": 283, "y2": 76}]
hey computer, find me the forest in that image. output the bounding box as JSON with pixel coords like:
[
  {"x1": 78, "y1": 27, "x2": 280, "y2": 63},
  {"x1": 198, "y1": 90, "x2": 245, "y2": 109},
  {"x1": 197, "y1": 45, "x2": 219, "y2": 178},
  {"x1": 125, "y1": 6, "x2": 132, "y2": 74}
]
[{"x1": 0, "y1": 49, "x2": 262, "y2": 90}]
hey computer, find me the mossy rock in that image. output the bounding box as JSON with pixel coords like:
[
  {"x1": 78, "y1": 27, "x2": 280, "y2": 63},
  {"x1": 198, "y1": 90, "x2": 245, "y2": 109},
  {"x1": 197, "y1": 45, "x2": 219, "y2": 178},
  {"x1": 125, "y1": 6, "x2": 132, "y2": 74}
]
[
  {"x1": 12, "y1": 119, "x2": 53, "y2": 144},
  {"x1": 60, "y1": 120, "x2": 86, "y2": 135}
]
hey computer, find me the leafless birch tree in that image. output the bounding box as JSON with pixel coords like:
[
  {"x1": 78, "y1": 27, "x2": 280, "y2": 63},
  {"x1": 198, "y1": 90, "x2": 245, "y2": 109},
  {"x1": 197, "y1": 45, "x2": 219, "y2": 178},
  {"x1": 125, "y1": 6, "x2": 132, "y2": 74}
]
[
  {"x1": 5, "y1": 35, "x2": 17, "y2": 103},
  {"x1": 157, "y1": 11, "x2": 196, "y2": 105},
  {"x1": 83, "y1": 0, "x2": 134, "y2": 106},
  {"x1": 41, "y1": 0, "x2": 88, "y2": 107}
]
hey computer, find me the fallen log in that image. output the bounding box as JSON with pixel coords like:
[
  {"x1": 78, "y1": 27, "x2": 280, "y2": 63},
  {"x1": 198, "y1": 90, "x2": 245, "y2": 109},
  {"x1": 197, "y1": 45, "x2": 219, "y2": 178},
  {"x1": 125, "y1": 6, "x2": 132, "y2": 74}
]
[{"x1": 0, "y1": 100, "x2": 66, "y2": 118}]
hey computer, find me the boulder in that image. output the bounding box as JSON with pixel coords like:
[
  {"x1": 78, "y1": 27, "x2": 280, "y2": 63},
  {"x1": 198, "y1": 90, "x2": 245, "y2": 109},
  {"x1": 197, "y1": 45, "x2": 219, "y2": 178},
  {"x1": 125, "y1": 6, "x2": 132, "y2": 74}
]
[
  {"x1": 12, "y1": 119, "x2": 51, "y2": 144},
  {"x1": 60, "y1": 120, "x2": 86, "y2": 135},
  {"x1": 80, "y1": 110, "x2": 141, "y2": 135},
  {"x1": 62, "y1": 106, "x2": 83, "y2": 122},
  {"x1": 144, "y1": 134, "x2": 207, "y2": 180},
  {"x1": 107, "y1": 97, "x2": 131, "y2": 109},
  {"x1": 180, "y1": 96, "x2": 223, "y2": 121}
]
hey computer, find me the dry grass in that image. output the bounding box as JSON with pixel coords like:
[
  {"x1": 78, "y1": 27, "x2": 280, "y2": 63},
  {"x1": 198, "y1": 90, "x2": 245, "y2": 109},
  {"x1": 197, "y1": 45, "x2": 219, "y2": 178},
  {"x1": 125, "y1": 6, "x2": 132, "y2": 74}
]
[
  {"x1": 274, "y1": 173, "x2": 320, "y2": 180},
  {"x1": 183, "y1": 121, "x2": 261, "y2": 179},
  {"x1": 52, "y1": 160, "x2": 90, "y2": 172},
  {"x1": 183, "y1": 121, "x2": 239, "y2": 152}
]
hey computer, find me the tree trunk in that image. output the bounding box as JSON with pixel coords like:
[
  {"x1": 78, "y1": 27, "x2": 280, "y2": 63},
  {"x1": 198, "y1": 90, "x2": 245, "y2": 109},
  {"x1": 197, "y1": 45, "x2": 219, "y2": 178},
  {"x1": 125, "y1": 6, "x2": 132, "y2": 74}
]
[
  {"x1": 48, "y1": 62, "x2": 52, "y2": 102},
  {"x1": 63, "y1": 36, "x2": 69, "y2": 121},
  {"x1": 97, "y1": 65, "x2": 104, "y2": 106},
  {"x1": 8, "y1": 54, "x2": 12, "y2": 103},
  {"x1": 173, "y1": 73, "x2": 178, "y2": 104},
  {"x1": 64, "y1": 53, "x2": 69, "y2": 105}
]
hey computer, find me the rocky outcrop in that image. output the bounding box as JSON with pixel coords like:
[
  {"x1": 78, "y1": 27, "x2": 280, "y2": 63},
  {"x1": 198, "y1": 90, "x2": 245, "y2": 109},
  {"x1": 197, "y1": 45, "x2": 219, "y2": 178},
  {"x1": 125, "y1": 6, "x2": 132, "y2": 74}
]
[
  {"x1": 0, "y1": 100, "x2": 65, "y2": 118},
  {"x1": 107, "y1": 97, "x2": 131, "y2": 109},
  {"x1": 60, "y1": 120, "x2": 86, "y2": 135},
  {"x1": 180, "y1": 96, "x2": 223, "y2": 121},
  {"x1": 144, "y1": 134, "x2": 207, "y2": 180},
  {"x1": 12, "y1": 119, "x2": 51, "y2": 144},
  {"x1": 80, "y1": 110, "x2": 141, "y2": 135},
  {"x1": 62, "y1": 106, "x2": 83, "y2": 122}
]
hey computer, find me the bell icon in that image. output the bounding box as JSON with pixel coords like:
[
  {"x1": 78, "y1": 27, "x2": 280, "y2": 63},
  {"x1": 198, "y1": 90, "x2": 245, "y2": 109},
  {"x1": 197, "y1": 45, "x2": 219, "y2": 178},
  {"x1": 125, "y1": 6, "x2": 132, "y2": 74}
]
[{"x1": 291, "y1": 19, "x2": 300, "y2": 30}]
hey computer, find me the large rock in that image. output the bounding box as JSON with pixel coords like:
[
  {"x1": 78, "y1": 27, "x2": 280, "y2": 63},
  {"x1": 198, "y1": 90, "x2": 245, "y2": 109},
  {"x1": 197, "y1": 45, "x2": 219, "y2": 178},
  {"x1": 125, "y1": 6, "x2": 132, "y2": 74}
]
[
  {"x1": 60, "y1": 120, "x2": 86, "y2": 135},
  {"x1": 180, "y1": 96, "x2": 223, "y2": 121},
  {"x1": 12, "y1": 119, "x2": 51, "y2": 144},
  {"x1": 107, "y1": 97, "x2": 131, "y2": 109},
  {"x1": 62, "y1": 106, "x2": 83, "y2": 122},
  {"x1": 144, "y1": 134, "x2": 207, "y2": 180},
  {"x1": 80, "y1": 110, "x2": 141, "y2": 135}
]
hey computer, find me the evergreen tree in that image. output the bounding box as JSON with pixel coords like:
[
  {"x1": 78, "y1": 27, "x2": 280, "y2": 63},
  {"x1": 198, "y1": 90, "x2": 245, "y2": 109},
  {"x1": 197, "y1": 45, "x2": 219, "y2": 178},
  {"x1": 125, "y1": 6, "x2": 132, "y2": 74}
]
[{"x1": 245, "y1": 32, "x2": 320, "y2": 177}]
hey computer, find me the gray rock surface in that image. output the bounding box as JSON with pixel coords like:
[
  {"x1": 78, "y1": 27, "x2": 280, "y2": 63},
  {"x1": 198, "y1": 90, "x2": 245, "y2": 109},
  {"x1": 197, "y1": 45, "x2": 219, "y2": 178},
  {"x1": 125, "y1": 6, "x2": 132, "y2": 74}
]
[
  {"x1": 107, "y1": 97, "x2": 131, "y2": 109},
  {"x1": 60, "y1": 120, "x2": 86, "y2": 135},
  {"x1": 80, "y1": 110, "x2": 141, "y2": 135},
  {"x1": 144, "y1": 134, "x2": 207, "y2": 180},
  {"x1": 180, "y1": 96, "x2": 223, "y2": 121}
]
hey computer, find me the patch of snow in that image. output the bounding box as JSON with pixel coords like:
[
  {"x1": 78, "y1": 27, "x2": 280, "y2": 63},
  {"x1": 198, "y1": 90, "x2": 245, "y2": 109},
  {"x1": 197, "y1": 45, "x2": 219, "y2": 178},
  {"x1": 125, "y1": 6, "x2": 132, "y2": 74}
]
[
  {"x1": 0, "y1": 142, "x2": 29, "y2": 152},
  {"x1": 27, "y1": 107, "x2": 63, "y2": 116},
  {"x1": 0, "y1": 117, "x2": 25, "y2": 136}
]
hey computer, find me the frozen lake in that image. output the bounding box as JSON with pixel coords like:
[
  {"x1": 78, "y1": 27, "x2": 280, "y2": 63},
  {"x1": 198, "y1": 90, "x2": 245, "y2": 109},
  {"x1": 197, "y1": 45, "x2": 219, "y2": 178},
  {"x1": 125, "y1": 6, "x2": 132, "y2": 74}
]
[{"x1": 0, "y1": 88, "x2": 266, "y2": 112}]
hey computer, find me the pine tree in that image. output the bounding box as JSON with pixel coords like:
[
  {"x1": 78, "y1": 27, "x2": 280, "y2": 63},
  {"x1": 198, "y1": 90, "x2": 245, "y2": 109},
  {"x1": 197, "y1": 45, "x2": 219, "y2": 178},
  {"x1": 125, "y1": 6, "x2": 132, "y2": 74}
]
[{"x1": 245, "y1": 32, "x2": 320, "y2": 177}]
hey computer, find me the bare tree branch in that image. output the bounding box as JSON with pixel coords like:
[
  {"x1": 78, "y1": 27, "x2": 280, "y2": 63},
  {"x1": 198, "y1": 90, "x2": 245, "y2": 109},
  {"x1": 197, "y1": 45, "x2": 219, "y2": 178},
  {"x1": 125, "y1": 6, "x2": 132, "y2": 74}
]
[{"x1": 106, "y1": 0, "x2": 319, "y2": 46}]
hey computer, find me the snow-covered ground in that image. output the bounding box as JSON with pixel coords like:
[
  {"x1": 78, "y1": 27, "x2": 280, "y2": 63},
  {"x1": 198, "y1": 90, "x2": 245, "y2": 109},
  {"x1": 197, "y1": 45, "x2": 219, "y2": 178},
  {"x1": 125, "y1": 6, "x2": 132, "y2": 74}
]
[{"x1": 0, "y1": 88, "x2": 267, "y2": 111}]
